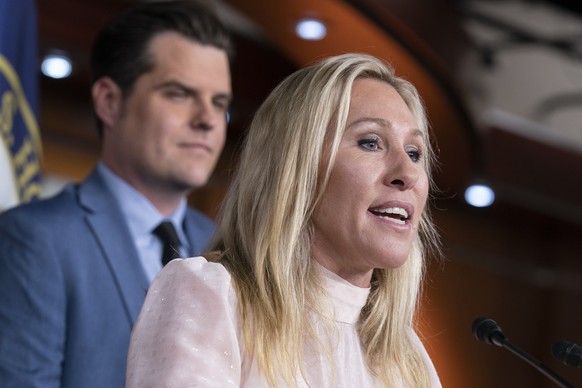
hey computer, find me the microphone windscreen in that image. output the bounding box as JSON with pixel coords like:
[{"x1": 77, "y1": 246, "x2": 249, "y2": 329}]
[
  {"x1": 472, "y1": 317, "x2": 506, "y2": 346},
  {"x1": 552, "y1": 340, "x2": 582, "y2": 368}
]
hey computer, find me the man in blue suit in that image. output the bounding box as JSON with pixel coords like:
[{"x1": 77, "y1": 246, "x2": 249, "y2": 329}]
[{"x1": 0, "y1": 1, "x2": 233, "y2": 387}]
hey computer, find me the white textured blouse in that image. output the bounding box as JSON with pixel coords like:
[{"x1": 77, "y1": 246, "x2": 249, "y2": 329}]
[{"x1": 126, "y1": 257, "x2": 441, "y2": 387}]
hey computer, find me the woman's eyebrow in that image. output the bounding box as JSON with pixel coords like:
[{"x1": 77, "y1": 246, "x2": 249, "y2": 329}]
[
  {"x1": 349, "y1": 117, "x2": 423, "y2": 138},
  {"x1": 410, "y1": 128, "x2": 423, "y2": 138},
  {"x1": 349, "y1": 117, "x2": 391, "y2": 128}
]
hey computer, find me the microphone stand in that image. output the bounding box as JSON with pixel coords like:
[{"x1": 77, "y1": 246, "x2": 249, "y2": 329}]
[
  {"x1": 472, "y1": 317, "x2": 576, "y2": 388},
  {"x1": 499, "y1": 337, "x2": 575, "y2": 388}
]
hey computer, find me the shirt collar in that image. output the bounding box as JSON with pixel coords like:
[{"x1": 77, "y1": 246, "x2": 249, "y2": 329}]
[
  {"x1": 318, "y1": 263, "x2": 370, "y2": 324},
  {"x1": 96, "y1": 161, "x2": 189, "y2": 248}
]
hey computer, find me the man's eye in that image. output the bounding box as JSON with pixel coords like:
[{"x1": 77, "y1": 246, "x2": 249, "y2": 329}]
[
  {"x1": 213, "y1": 100, "x2": 228, "y2": 111},
  {"x1": 357, "y1": 138, "x2": 380, "y2": 151},
  {"x1": 165, "y1": 89, "x2": 188, "y2": 99}
]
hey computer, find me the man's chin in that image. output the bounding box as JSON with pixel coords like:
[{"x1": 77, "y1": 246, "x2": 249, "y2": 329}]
[{"x1": 175, "y1": 176, "x2": 210, "y2": 192}]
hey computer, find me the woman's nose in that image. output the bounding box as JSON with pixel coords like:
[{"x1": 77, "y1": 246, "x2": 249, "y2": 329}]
[{"x1": 383, "y1": 150, "x2": 420, "y2": 190}]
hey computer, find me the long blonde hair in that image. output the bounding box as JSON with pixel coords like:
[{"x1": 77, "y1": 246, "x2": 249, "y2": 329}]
[{"x1": 207, "y1": 53, "x2": 440, "y2": 387}]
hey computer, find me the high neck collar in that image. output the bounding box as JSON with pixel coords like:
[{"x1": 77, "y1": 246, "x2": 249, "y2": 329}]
[{"x1": 318, "y1": 264, "x2": 371, "y2": 324}]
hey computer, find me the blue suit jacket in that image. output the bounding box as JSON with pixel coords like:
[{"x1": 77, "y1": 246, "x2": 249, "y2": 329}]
[{"x1": 0, "y1": 169, "x2": 215, "y2": 387}]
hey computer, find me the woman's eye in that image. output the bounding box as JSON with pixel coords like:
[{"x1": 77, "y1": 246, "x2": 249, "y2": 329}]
[
  {"x1": 407, "y1": 149, "x2": 422, "y2": 163},
  {"x1": 357, "y1": 137, "x2": 380, "y2": 151}
]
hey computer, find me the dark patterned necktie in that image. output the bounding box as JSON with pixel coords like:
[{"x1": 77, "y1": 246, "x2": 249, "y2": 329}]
[{"x1": 152, "y1": 221, "x2": 181, "y2": 266}]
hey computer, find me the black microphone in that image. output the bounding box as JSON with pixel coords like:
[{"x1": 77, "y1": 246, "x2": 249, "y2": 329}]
[
  {"x1": 472, "y1": 317, "x2": 576, "y2": 388},
  {"x1": 553, "y1": 340, "x2": 582, "y2": 368}
]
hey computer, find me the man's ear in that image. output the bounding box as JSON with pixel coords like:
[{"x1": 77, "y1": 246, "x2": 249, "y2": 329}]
[{"x1": 92, "y1": 77, "x2": 122, "y2": 129}]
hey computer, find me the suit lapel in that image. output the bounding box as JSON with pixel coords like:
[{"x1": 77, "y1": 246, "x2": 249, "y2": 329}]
[{"x1": 78, "y1": 170, "x2": 149, "y2": 325}]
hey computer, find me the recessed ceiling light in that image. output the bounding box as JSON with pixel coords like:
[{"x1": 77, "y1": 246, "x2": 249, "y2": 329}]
[
  {"x1": 464, "y1": 184, "x2": 495, "y2": 207},
  {"x1": 41, "y1": 52, "x2": 72, "y2": 79},
  {"x1": 295, "y1": 18, "x2": 327, "y2": 41}
]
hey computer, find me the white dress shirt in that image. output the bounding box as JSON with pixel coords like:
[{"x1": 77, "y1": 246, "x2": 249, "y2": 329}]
[
  {"x1": 96, "y1": 162, "x2": 189, "y2": 282},
  {"x1": 126, "y1": 257, "x2": 442, "y2": 387}
]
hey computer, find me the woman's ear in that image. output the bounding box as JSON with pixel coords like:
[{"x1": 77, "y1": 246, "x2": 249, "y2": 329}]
[{"x1": 92, "y1": 77, "x2": 122, "y2": 130}]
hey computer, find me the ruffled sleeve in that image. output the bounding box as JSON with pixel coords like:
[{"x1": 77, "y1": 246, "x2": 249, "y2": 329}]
[{"x1": 126, "y1": 257, "x2": 242, "y2": 387}]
